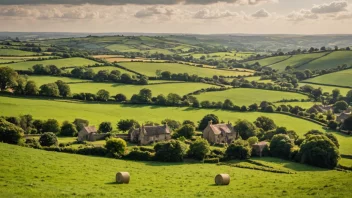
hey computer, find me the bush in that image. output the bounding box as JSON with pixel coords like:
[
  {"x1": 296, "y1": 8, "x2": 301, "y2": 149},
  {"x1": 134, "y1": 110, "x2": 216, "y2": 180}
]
[
  {"x1": 299, "y1": 135, "x2": 340, "y2": 169},
  {"x1": 198, "y1": 114, "x2": 219, "y2": 130},
  {"x1": 225, "y1": 139, "x2": 251, "y2": 160},
  {"x1": 39, "y1": 132, "x2": 58, "y2": 147},
  {"x1": 42, "y1": 119, "x2": 60, "y2": 133},
  {"x1": 124, "y1": 148, "x2": 153, "y2": 161},
  {"x1": 154, "y1": 140, "x2": 188, "y2": 162},
  {"x1": 254, "y1": 116, "x2": 276, "y2": 131},
  {"x1": 174, "y1": 124, "x2": 195, "y2": 139},
  {"x1": 99, "y1": 122, "x2": 113, "y2": 133},
  {"x1": 0, "y1": 118, "x2": 24, "y2": 144},
  {"x1": 247, "y1": 136, "x2": 259, "y2": 145},
  {"x1": 60, "y1": 121, "x2": 78, "y2": 137},
  {"x1": 25, "y1": 138, "x2": 41, "y2": 149},
  {"x1": 203, "y1": 158, "x2": 219, "y2": 163},
  {"x1": 188, "y1": 138, "x2": 210, "y2": 160},
  {"x1": 105, "y1": 138, "x2": 127, "y2": 157},
  {"x1": 269, "y1": 134, "x2": 293, "y2": 159},
  {"x1": 234, "y1": 120, "x2": 258, "y2": 140}
]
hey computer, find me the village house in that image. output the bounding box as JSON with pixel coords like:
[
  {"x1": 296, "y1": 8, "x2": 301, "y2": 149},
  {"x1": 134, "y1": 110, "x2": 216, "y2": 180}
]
[
  {"x1": 336, "y1": 111, "x2": 351, "y2": 123},
  {"x1": 78, "y1": 126, "x2": 107, "y2": 141},
  {"x1": 203, "y1": 121, "x2": 238, "y2": 144},
  {"x1": 129, "y1": 124, "x2": 171, "y2": 145},
  {"x1": 252, "y1": 141, "x2": 269, "y2": 157},
  {"x1": 306, "y1": 104, "x2": 333, "y2": 114}
]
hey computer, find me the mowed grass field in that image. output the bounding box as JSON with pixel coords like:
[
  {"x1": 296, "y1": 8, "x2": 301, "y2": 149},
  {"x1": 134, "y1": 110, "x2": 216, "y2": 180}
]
[
  {"x1": 303, "y1": 69, "x2": 352, "y2": 87},
  {"x1": 119, "y1": 62, "x2": 253, "y2": 78},
  {"x1": 299, "y1": 83, "x2": 351, "y2": 96},
  {"x1": 0, "y1": 95, "x2": 350, "y2": 154},
  {"x1": 270, "y1": 53, "x2": 328, "y2": 71},
  {"x1": 0, "y1": 49, "x2": 38, "y2": 56},
  {"x1": 244, "y1": 55, "x2": 291, "y2": 67},
  {"x1": 0, "y1": 59, "x2": 23, "y2": 63},
  {"x1": 298, "y1": 51, "x2": 352, "y2": 70},
  {"x1": 2, "y1": 58, "x2": 101, "y2": 70},
  {"x1": 25, "y1": 75, "x2": 91, "y2": 86},
  {"x1": 195, "y1": 88, "x2": 309, "y2": 106},
  {"x1": 1, "y1": 143, "x2": 351, "y2": 198},
  {"x1": 69, "y1": 82, "x2": 217, "y2": 98}
]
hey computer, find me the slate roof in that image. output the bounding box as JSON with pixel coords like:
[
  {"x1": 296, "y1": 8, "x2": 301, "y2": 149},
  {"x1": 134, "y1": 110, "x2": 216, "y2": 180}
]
[
  {"x1": 209, "y1": 124, "x2": 234, "y2": 135},
  {"x1": 82, "y1": 126, "x2": 97, "y2": 133},
  {"x1": 142, "y1": 125, "x2": 171, "y2": 136}
]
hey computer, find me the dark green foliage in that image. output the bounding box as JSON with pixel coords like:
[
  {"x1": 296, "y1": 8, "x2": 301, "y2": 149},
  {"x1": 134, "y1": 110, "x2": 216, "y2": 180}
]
[
  {"x1": 198, "y1": 114, "x2": 219, "y2": 130},
  {"x1": 222, "y1": 99, "x2": 234, "y2": 110},
  {"x1": 0, "y1": 118, "x2": 24, "y2": 144},
  {"x1": 115, "y1": 93, "x2": 127, "y2": 102},
  {"x1": 39, "y1": 132, "x2": 58, "y2": 147},
  {"x1": 325, "y1": 133, "x2": 340, "y2": 148},
  {"x1": 264, "y1": 105, "x2": 275, "y2": 112},
  {"x1": 334, "y1": 101, "x2": 348, "y2": 113},
  {"x1": 105, "y1": 138, "x2": 127, "y2": 157},
  {"x1": 182, "y1": 120, "x2": 196, "y2": 127},
  {"x1": 167, "y1": 93, "x2": 182, "y2": 106},
  {"x1": 174, "y1": 124, "x2": 195, "y2": 139},
  {"x1": 33, "y1": 119, "x2": 44, "y2": 133},
  {"x1": 327, "y1": 120, "x2": 338, "y2": 130},
  {"x1": 299, "y1": 135, "x2": 340, "y2": 169},
  {"x1": 161, "y1": 119, "x2": 181, "y2": 131},
  {"x1": 188, "y1": 138, "x2": 210, "y2": 160},
  {"x1": 99, "y1": 122, "x2": 113, "y2": 133},
  {"x1": 154, "y1": 140, "x2": 188, "y2": 162},
  {"x1": 234, "y1": 120, "x2": 257, "y2": 140},
  {"x1": 343, "y1": 115, "x2": 352, "y2": 131},
  {"x1": 117, "y1": 119, "x2": 139, "y2": 132},
  {"x1": 96, "y1": 89, "x2": 110, "y2": 101},
  {"x1": 39, "y1": 83, "x2": 59, "y2": 97},
  {"x1": 254, "y1": 116, "x2": 276, "y2": 131},
  {"x1": 60, "y1": 121, "x2": 78, "y2": 137},
  {"x1": 42, "y1": 119, "x2": 60, "y2": 133},
  {"x1": 55, "y1": 80, "x2": 71, "y2": 97},
  {"x1": 270, "y1": 134, "x2": 294, "y2": 159},
  {"x1": 0, "y1": 67, "x2": 18, "y2": 91},
  {"x1": 73, "y1": 118, "x2": 89, "y2": 131},
  {"x1": 225, "y1": 139, "x2": 251, "y2": 160},
  {"x1": 155, "y1": 94, "x2": 167, "y2": 105},
  {"x1": 24, "y1": 80, "x2": 39, "y2": 95},
  {"x1": 124, "y1": 148, "x2": 153, "y2": 161},
  {"x1": 5, "y1": 117, "x2": 20, "y2": 126}
]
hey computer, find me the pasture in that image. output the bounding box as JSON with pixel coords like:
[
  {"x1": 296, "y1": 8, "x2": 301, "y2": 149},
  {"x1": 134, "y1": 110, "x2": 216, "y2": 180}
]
[
  {"x1": 118, "y1": 62, "x2": 253, "y2": 78},
  {"x1": 298, "y1": 51, "x2": 352, "y2": 71},
  {"x1": 195, "y1": 88, "x2": 309, "y2": 106},
  {"x1": 1, "y1": 95, "x2": 350, "y2": 155},
  {"x1": 303, "y1": 69, "x2": 352, "y2": 87},
  {"x1": 24, "y1": 75, "x2": 91, "y2": 86},
  {"x1": 244, "y1": 55, "x2": 291, "y2": 67},
  {"x1": 0, "y1": 49, "x2": 38, "y2": 56},
  {"x1": 69, "y1": 82, "x2": 217, "y2": 98},
  {"x1": 63, "y1": 66, "x2": 136, "y2": 76},
  {"x1": 0, "y1": 143, "x2": 351, "y2": 198},
  {"x1": 299, "y1": 83, "x2": 351, "y2": 96},
  {"x1": 243, "y1": 76, "x2": 273, "y2": 83},
  {"x1": 269, "y1": 53, "x2": 328, "y2": 71},
  {"x1": 191, "y1": 51, "x2": 255, "y2": 61},
  {"x1": 0, "y1": 59, "x2": 23, "y2": 63},
  {"x1": 2, "y1": 58, "x2": 101, "y2": 70}
]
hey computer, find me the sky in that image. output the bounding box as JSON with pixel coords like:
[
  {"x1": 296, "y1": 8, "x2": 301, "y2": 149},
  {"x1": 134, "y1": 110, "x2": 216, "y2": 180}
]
[{"x1": 0, "y1": 0, "x2": 352, "y2": 34}]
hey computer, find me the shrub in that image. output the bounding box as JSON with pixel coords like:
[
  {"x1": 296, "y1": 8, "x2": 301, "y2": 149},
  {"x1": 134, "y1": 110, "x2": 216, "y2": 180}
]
[
  {"x1": 264, "y1": 105, "x2": 275, "y2": 113},
  {"x1": 188, "y1": 138, "x2": 210, "y2": 160},
  {"x1": 225, "y1": 139, "x2": 251, "y2": 160},
  {"x1": 25, "y1": 138, "x2": 41, "y2": 149},
  {"x1": 0, "y1": 118, "x2": 24, "y2": 144},
  {"x1": 203, "y1": 158, "x2": 219, "y2": 163},
  {"x1": 154, "y1": 140, "x2": 188, "y2": 162},
  {"x1": 174, "y1": 124, "x2": 195, "y2": 139},
  {"x1": 270, "y1": 134, "x2": 293, "y2": 159},
  {"x1": 198, "y1": 114, "x2": 219, "y2": 130},
  {"x1": 124, "y1": 148, "x2": 153, "y2": 161},
  {"x1": 39, "y1": 132, "x2": 58, "y2": 147},
  {"x1": 60, "y1": 121, "x2": 78, "y2": 137},
  {"x1": 299, "y1": 135, "x2": 340, "y2": 169},
  {"x1": 105, "y1": 138, "x2": 127, "y2": 157},
  {"x1": 247, "y1": 136, "x2": 259, "y2": 145},
  {"x1": 42, "y1": 119, "x2": 60, "y2": 133},
  {"x1": 254, "y1": 116, "x2": 276, "y2": 131},
  {"x1": 234, "y1": 120, "x2": 258, "y2": 140},
  {"x1": 115, "y1": 93, "x2": 127, "y2": 102},
  {"x1": 99, "y1": 122, "x2": 113, "y2": 133}
]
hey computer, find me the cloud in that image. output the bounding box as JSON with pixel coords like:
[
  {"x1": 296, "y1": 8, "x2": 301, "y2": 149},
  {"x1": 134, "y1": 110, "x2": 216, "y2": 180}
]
[
  {"x1": 0, "y1": 0, "x2": 277, "y2": 5},
  {"x1": 311, "y1": 0, "x2": 348, "y2": 14},
  {"x1": 134, "y1": 6, "x2": 176, "y2": 18},
  {"x1": 334, "y1": 11, "x2": 352, "y2": 20},
  {"x1": 286, "y1": 9, "x2": 318, "y2": 21},
  {"x1": 193, "y1": 9, "x2": 238, "y2": 19},
  {"x1": 0, "y1": 6, "x2": 40, "y2": 18},
  {"x1": 251, "y1": 9, "x2": 270, "y2": 18}
]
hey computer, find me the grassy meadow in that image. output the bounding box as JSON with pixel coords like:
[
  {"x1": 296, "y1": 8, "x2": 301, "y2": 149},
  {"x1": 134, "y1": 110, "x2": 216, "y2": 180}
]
[
  {"x1": 269, "y1": 53, "x2": 328, "y2": 71},
  {"x1": 118, "y1": 62, "x2": 253, "y2": 78},
  {"x1": 24, "y1": 75, "x2": 91, "y2": 86},
  {"x1": 195, "y1": 88, "x2": 309, "y2": 106},
  {"x1": 191, "y1": 51, "x2": 255, "y2": 61},
  {"x1": 299, "y1": 51, "x2": 352, "y2": 70},
  {"x1": 63, "y1": 66, "x2": 136, "y2": 76},
  {"x1": 244, "y1": 55, "x2": 291, "y2": 67},
  {"x1": 0, "y1": 49, "x2": 38, "y2": 56},
  {"x1": 0, "y1": 143, "x2": 351, "y2": 198},
  {"x1": 303, "y1": 69, "x2": 352, "y2": 87},
  {"x1": 69, "y1": 82, "x2": 217, "y2": 98},
  {"x1": 0, "y1": 95, "x2": 350, "y2": 155},
  {"x1": 2, "y1": 58, "x2": 101, "y2": 70}
]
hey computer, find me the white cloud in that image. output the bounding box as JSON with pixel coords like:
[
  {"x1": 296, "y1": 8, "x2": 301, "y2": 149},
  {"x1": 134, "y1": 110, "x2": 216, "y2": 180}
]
[
  {"x1": 0, "y1": 6, "x2": 40, "y2": 18},
  {"x1": 334, "y1": 11, "x2": 352, "y2": 20},
  {"x1": 286, "y1": 9, "x2": 318, "y2": 21},
  {"x1": 251, "y1": 8, "x2": 270, "y2": 18},
  {"x1": 134, "y1": 6, "x2": 177, "y2": 18},
  {"x1": 311, "y1": 0, "x2": 348, "y2": 14},
  {"x1": 193, "y1": 8, "x2": 238, "y2": 19}
]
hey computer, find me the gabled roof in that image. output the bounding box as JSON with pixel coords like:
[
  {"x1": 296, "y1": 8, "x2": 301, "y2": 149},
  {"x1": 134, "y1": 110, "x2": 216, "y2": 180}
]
[
  {"x1": 82, "y1": 126, "x2": 97, "y2": 133},
  {"x1": 208, "y1": 124, "x2": 234, "y2": 135},
  {"x1": 336, "y1": 112, "x2": 351, "y2": 122},
  {"x1": 142, "y1": 125, "x2": 171, "y2": 136}
]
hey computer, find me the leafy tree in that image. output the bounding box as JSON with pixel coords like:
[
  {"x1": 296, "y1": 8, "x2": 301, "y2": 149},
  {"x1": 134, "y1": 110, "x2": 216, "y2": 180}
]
[
  {"x1": 39, "y1": 132, "x2": 58, "y2": 147},
  {"x1": 115, "y1": 93, "x2": 127, "y2": 102},
  {"x1": 247, "y1": 136, "x2": 259, "y2": 145},
  {"x1": 226, "y1": 139, "x2": 251, "y2": 160},
  {"x1": 155, "y1": 94, "x2": 167, "y2": 105},
  {"x1": 328, "y1": 120, "x2": 338, "y2": 130},
  {"x1": 60, "y1": 121, "x2": 77, "y2": 137},
  {"x1": 117, "y1": 119, "x2": 139, "y2": 132},
  {"x1": 222, "y1": 99, "x2": 234, "y2": 110},
  {"x1": 333, "y1": 100, "x2": 348, "y2": 113},
  {"x1": 346, "y1": 90, "x2": 352, "y2": 103},
  {"x1": 154, "y1": 140, "x2": 188, "y2": 162},
  {"x1": 139, "y1": 88, "x2": 152, "y2": 103},
  {"x1": 249, "y1": 103, "x2": 259, "y2": 111},
  {"x1": 343, "y1": 115, "x2": 352, "y2": 131},
  {"x1": 234, "y1": 120, "x2": 258, "y2": 140},
  {"x1": 19, "y1": 114, "x2": 33, "y2": 132},
  {"x1": 99, "y1": 122, "x2": 113, "y2": 133},
  {"x1": 33, "y1": 120, "x2": 44, "y2": 133},
  {"x1": 73, "y1": 118, "x2": 89, "y2": 131},
  {"x1": 188, "y1": 138, "x2": 210, "y2": 160},
  {"x1": 182, "y1": 120, "x2": 196, "y2": 127},
  {"x1": 325, "y1": 133, "x2": 340, "y2": 148},
  {"x1": 96, "y1": 89, "x2": 110, "y2": 101},
  {"x1": 264, "y1": 105, "x2": 275, "y2": 113},
  {"x1": 299, "y1": 135, "x2": 339, "y2": 169},
  {"x1": 332, "y1": 89, "x2": 340, "y2": 99},
  {"x1": 5, "y1": 117, "x2": 20, "y2": 126},
  {"x1": 0, "y1": 67, "x2": 18, "y2": 91},
  {"x1": 312, "y1": 88, "x2": 323, "y2": 101},
  {"x1": 24, "y1": 80, "x2": 39, "y2": 95},
  {"x1": 120, "y1": 73, "x2": 132, "y2": 83},
  {"x1": 55, "y1": 80, "x2": 71, "y2": 97},
  {"x1": 42, "y1": 119, "x2": 60, "y2": 133},
  {"x1": 161, "y1": 71, "x2": 171, "y2": 79},
  {"x1": 14, "y1": 76, "x2": 27, "y2": 95},
  {"x1": 174, "y1": 124, "x2": 195, "y2": 139},
  {"x1": 138, "y1": 76, "x2": 148, "y2": 85},
  {"x1": 105, "y1": 138, "x2": 127, "y2": 156},
  {"x1": 270, "y1": 134, "x2": 293, "y2": 159},
  {"x1": 198, "y1": 114, "x2": 219, "y2": 131},
  {"x1": 93, "y1": 70, "x2": 109, "y2": 82},
  {"x1": 254, "y1": 116, "x2": 276, "y2": 131},
  {"x1": 161, "y1": 119, "x2": 181, "y2": 131},
  {"x1": 192, "y1": 99, "x2": 200, "y2": 108},
  {"x1": 40, "y1": 83, "x2": 59, "y2": 97},
  {"x1": 0, "y1": 118, "x2": 24, "y2": 144}
]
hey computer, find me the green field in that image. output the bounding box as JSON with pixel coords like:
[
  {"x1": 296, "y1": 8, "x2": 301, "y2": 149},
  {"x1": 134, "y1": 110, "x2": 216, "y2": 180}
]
[
  {"x1": 0, "y1": 49, "x2": 38, "y2": 56},
  {"x1": 119, "y1": 62, "x2": 253, "y2": 78},
  {"x1": 1, "y1": 95, "x2": 350, "y2": 154},
  {"x1": 299, "y1": 83, "x2": 351, "y2": 96},
  {"x1": 303, "y1": 69, "x2": 352, "y2": 87},
  {"x1": 244, "y1": 55, "x2": 291, "y2": 67},
  {"x1": 298, "y1": 51, "x2": 352, "y2": 70},
  {"x1": 0, "y1": 59, "x2": 23, "y2": 63},
  {"x1": 0, "y1": 143, "x2": 351, "y2": 197},
  {"x1": 274, "y1": 102, "x2": 319, "y2": 109},
  {"x1": 2, "y1": 58, "x2": 101, "y2": 70},
  {"x1": 191, "y1": 51, "x2": 255, "y2": 61},
  {"x1": 63, "y1": 66, "x2": 136, "y2": 76},
  {"x1": 243, "y1": 76, "x2": 273, "y2": 83},
  {"x1": 69, "y1": 82, "x2": 217, "y2": 98},
  {"x1": 270, "y1": 53, "x2": 328, "y2": 71},
  {"x1": 25, "y1": 75, "x2": 91, "y2": 86},
  {"x1": 195, "y1": 88, "x2": 309, "y2": 106}
]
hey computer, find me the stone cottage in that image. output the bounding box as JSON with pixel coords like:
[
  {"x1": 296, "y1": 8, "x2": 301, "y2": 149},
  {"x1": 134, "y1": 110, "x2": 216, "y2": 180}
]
[
  {"x1": 78, "y1": 126, "x2": 107, "y2": 141},
  {"x1": 252, "y1": 141, "x2": 268, "y2": 157},
  {"x1": 306, "y1": 104, "x2": 333, "y2": 114},
  {"x1": 129, "y1": 124, "x2": 171, "y2": 145},
  {"x1": 336, "y1": 111, "x2": 351, "y2": 123},
  {"x1": 203, "y1": 121, "x2": 238, "y2": 144}
]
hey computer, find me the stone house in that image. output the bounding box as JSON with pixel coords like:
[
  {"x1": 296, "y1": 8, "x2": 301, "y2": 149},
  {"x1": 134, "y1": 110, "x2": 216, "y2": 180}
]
[
  {"x1": 78, "y1": 126, "x2": 107, "y2": 142},
  {"x1": 203, "y1": 121, "x2": 238, "y2": 144},
  {"x1": 252, "y1": 141, "x2": 268, "y2": 157},
  {"x1": 306, "y1": 104, "x2": 333, "y2": 114},
  {"x1": 129, "y1": 124, "x2": 171, "y2": 145},
  {"x1": 336, "y1": 111, "x2": 351, "y2": 123}
]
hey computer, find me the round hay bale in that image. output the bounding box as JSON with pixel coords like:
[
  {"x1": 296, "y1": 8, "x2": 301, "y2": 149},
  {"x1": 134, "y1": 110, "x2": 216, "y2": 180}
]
[
  {"x1": 215, "y1": 174, "x2": 230, "y2": 185},
  {"x1": 116, "y1": 172, "x2": 130, "y2": 184}
]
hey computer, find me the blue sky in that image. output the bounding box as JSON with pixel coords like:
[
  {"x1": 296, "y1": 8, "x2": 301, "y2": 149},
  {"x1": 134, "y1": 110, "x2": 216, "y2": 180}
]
[{"x1": 0, "y1": 0, "x2": 351, "y2": 34}]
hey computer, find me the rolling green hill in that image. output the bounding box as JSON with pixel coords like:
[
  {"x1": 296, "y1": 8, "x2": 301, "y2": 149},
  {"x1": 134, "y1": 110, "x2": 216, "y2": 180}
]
[
  {"x1": 303, "y1": 69, "x2": 352, "y2": 87},
  {"x1": 270, "y1": 53, "x2": 328, "y2": 71},
  {"x1": 25, "y1": 75, "x2": 91, "y2": 86},
  {"x1": 0, "y1": 49, "x2": 38, "y2": 56},
  {"x1": 63, "y1": 66, "x2": 136, "y2": 76},
  {"x1": 299, "y1": 83, "x2": 351, "y2": 96},
  {"x1": 298, "y1": 51, "x2": 352, "y2": 71},
  {"x1": 244, "y1": 55, "x2": 291, "y2": 67}
]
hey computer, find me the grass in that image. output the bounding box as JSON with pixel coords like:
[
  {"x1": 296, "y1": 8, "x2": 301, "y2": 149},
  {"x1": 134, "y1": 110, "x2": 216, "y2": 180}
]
[
  {"x1": 191, "y1": 51, "x2": 255, "y2": 61},
  {"x1": 0, "y1": 49, "x2": 38, "y2": 56},
  {"x1": 0, "y1": 59, "x2": 23, "y2": 63},
  {"x1": 69, "y1": 82, "x2": 217, "y2": 98},
  {"x1": 299, "y1": 83, "x2": 351, "y2": 96},
  {"x1": 0, "y1": 95, "x2": 350, "y2": 155},
  {"x1": 299, "y1": 51, "x2": 352, "y2": 70},
  {"x1": 244, "y1": 55, "x2": 291, "y2": 67},
  {"x1": 339, "y1": 158, "x2": 352, "y2": 167},
  {"x1": 0, "y1": 143, "x2": 351, "y2": 197},
  {"x1": 303, "y1": 69, "x2": 352, "y2": 87},
  {"x1": 243, "y1": 76, "x2": 273, "y2": 83},
  {"x1": 2, "y1": 58, "x2": 101, "y2": 70},
  {"x1": 270, "y1": 53, "x2": 328, "y2": 71},
  {"x1": 273, "y1": 102, "x2": 320, "y2": 109},
  {"x1": 195, "y1": 88, "x2": 309, "y2": 106},
  {"x1": 63, "y1": 66, "x2": 136, "y2": 76},
  {"x1": 119, "y1": 62, "x2": 253, "y2": 78},
  {"x1": 24, "y1": 75, "x2": 91, "y2": 86}
]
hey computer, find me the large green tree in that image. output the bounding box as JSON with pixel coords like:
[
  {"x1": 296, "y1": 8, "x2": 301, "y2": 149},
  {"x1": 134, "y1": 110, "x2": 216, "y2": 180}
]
[
  {"x1": 269, "y1": 134, "x2": 293, "y2": 159},
  {"x1": 0, "y1": 118, "x2": 24, "y2": 144},
  {"x1": 0, "y1": 67, "x2": 18, "y2": 91},
  {"x1": 198, "y1": 114, "x2": 219, "y2": 131},
  {"x1": 254, "y1": 116, "x2": 276, "y2": 131},
  {"x1": 188, "y1": 138, "x2": 210, "y2": 160},
  {"x1": 234, "y1": 120, "x2": 258, "y2": 140}
]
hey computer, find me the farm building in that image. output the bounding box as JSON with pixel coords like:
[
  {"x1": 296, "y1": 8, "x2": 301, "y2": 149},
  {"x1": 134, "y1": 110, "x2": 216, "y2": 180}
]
[
  {"x1": 129, "y1": 124, "x2": 172, "y2": 145},
  {"x1": 306, "y1": 104, "x2": 333, "y2": 114},
  {"x1": 336, "y1": 111, "x2": 351, "y2": 123},
  {"x1": 78, "y1": 126, "x2": 107, "y2": 141},
  {"x1": 203, "y1": 121, "x2": 238, "y2": 144},
  {"x1": 252, "y1": 141, "x2": 268, "y2": 157}
]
